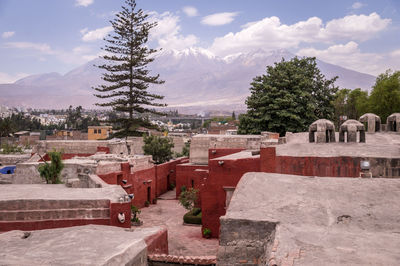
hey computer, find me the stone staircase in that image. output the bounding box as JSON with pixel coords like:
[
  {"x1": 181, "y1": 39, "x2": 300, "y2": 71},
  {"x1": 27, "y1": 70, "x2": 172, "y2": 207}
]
[{"x1": 0, "y1": 199, "x2": 111, "y2": 231}]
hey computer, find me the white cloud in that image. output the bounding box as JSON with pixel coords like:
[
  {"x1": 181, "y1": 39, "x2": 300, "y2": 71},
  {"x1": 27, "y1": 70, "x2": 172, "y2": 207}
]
[
  {"x1": 75, "y1": 0, "x2": 94, "y2": 7},
  {"x1": 81, "y1": 26, "x2": 113, "y2": 42},
  {"x1": 149, "y1": 12, "x2": 198, "y2": 50},
  {"x1": 4, "y1": 42, "x2": 55, "y2": 54},
  {"x1": 182, "y1": 6, "x2": 198, "y2": 17},
  {"x1": 2, "y1": 31, "x2": 15, "y2": 39},
  {"x1": 321, "y1": 12, "x2": 390, "y2": 41},
  {"x1": 0, "y1": 72, "x2": 30, "y2": 84},
  {"x1": 352, "y1": 2, "x2": 365, "y2": 9},
  {"x1": 298, "y1": 42, "x2": 387, "y2": 75},
  {"x1": 209, "y1": 13, "x2": 391, "y2": 57},
  {"x1": 201, "y1": 12, "x2": 239, "y2": 26}
]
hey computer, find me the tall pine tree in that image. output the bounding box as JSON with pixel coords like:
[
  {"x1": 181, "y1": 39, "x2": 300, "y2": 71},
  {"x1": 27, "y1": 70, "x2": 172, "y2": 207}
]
[{"x1": 94, "y1": 0, "x2": 165, "y2": 137}]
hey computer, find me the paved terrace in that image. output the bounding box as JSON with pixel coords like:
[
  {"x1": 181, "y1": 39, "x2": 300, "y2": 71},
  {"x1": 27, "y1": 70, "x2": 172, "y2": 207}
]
[
  {"x1": 0, "y1": 225, "x2": 164, "y2": 265},
  {"x1": 219, "y1": 173, "x2": 400, "y2": 265},
  {"x1": 279, "y1": 132, "x2": 400, "y2": 158},
  {"x1": 0, "y1": 184, "x2": 126, "y2": 203},
  {"x1": 139, "y1": 189, "x2": 219, "y2": 256}
]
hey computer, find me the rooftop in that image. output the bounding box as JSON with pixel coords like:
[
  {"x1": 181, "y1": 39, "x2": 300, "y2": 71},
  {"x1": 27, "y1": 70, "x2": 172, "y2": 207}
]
[
  {"x1": 0, "y1": 225, "x2": 163, "y2": 265},
  {"x1": 0, "y1": 184, "x2": 126, "y2": 203},
  {"x1": 223, "y1": 173, "x2": 400, "y2": 265}
]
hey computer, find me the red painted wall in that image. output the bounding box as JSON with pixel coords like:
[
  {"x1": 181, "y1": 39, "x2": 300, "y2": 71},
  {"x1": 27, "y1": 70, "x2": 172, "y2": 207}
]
[
  {"x1": 110, "y1": 202, "x2": 131, "y2": 228},
  {"x1": 260, "y1": 147, "x2": 361, "y2": 177},
  {"x1": 201, "y1": 155, "x2": 261, "y2": 238},
  {"x1": 155, "y1": 158, "x2": 187, "y2": 197},
  {"x1": 40, "y1": 153, "x2": 93, "y2": 161},
  {"x1": 0, "y1": 201, "x2": 131, "y2": 232},
  {"x1": 176, "y1": 164, "x2": 209, "y2": 199},
  {"x1": 144, "y1": 228, "x2": 169, "y2": 254}
]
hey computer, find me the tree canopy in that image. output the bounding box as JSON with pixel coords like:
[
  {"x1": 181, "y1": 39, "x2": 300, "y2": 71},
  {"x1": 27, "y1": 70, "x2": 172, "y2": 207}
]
[
  {"x1": 238, "y1": 57, "x2": 338, "y2": 136},
  {"x1": 93, "y1": 0, "x2": 165, "y2": 137},
  {"x1": 332, "y1": 70, "x2": 400, "y2": 126},
  {"x1": 369, "y1": 70, "x2": 400, "y2": 122},
  {"x1": 142, "y1": 135, "x2": 174, "y2": 164},
  {"x1": 332, "y1": 88, "x2": 369, "y2": 128}
]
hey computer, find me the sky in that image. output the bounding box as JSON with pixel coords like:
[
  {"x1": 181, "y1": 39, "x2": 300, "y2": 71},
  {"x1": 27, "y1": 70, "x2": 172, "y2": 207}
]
[{"x1": 0, "y1": 0, "x2": 399, "y2": 83}]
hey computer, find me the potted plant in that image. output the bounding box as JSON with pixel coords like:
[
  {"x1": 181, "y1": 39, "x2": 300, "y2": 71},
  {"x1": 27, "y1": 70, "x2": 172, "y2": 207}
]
[
  {"x1": 144, "y1": 200, "x2": 150, "y2": 207},
  {"x1": 203, "y1": 228, "x2": 212, "y2": 238},
  {"x1": 131, "y1": 205, "x2": 142, "y2": 226},
  {"x1": 152, "y1": 198, "x2": 157, "y2": 204}
]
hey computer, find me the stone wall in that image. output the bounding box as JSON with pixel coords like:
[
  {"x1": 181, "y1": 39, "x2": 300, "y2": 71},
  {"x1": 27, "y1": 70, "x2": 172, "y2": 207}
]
[
  {"x1": 217, "y1": 218, "x2": 276, "y2": 265},
  {"x1": 190, "y1": 135, "x2": 261, "y2": 165},
  {"x1": 0, "y1": 154, "x2": 31, "y2": 166}
]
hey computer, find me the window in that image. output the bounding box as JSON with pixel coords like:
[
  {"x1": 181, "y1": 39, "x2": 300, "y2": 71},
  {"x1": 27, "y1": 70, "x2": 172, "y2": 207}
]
[
  {"x1": 98, "y1": 129, "x2": 102, "y2": 134},
  {"x1": 94, "y1": 129, "x2": 98, "y2": 134}
]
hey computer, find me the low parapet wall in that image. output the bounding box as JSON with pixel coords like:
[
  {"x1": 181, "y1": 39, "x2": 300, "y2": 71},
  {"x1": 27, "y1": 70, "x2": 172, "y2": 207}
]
[
  {"x1": 0, "y1": 182, "x2": 131, "y2": 232},
  {"x1": 190, "y1": 134, "x2": 261, "y2": 165},
  {"x1": 0, "y1": 154, "x2": 31, "y2": 166}
]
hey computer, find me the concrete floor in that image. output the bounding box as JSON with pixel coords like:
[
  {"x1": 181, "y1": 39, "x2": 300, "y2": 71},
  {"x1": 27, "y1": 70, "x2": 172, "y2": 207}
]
[{"x1": 138, "y1": 189, "x2": 218, "y2": 256}]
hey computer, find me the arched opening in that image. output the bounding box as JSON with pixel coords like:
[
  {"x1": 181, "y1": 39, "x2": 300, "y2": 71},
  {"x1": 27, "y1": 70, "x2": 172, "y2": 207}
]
[{"x1": 375, "y1": 121, "x2": 380, "y2": 132}]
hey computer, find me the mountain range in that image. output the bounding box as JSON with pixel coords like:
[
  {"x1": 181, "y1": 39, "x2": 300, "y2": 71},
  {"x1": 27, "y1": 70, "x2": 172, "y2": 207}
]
[{"x1": 0, "y1": 49, "x2": 376, "y2": 113}]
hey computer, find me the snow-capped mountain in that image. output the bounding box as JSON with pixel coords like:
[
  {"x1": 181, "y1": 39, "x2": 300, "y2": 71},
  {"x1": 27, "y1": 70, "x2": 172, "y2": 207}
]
[{"x1": 0, "y1": 49, "x2": 376, "y2": 111}]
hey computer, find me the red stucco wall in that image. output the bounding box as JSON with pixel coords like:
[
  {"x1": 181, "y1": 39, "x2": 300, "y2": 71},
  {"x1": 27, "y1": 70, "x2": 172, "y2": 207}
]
[
  {"x1": 201, "y1": 155, "x2": 261, "y2": 238},
  {"x1": 260, "y1": 147, "x2": 361, "y2": 177}
]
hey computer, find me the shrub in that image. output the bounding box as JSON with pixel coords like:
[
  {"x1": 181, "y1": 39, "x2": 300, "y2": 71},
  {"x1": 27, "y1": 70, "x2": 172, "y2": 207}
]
[
  {"x1": 143, "y1": 135, "x2": 174, "y2": 164},
  {"x1": 131, "y1": 205, "x2": 141, "y2": 223},
  {"x1": 203, "y1": 227, "x2": 211, "y2": 237},
  {"x1": 0, "y1": 143, "x2": 23, "y2": 154},
  {"x1": 38, "y1": 151, "x2": 64, "y2": 184},
  {"x1": 178, "y1": 188, "x2": 198, "y2": 211},
  {"x1": 183, "y1": 207, "x2": 202, "y2": 224}
]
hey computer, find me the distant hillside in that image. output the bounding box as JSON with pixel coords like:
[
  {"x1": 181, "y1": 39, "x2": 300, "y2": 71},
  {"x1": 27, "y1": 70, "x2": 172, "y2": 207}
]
[{"x1": 0, "y1": 49, "x2": 376, "y2": 112}]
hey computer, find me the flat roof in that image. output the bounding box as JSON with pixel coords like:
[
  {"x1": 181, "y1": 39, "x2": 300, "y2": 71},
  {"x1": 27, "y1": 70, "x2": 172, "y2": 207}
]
[
  {"x1": 223, "y1": 173, "x2": 400, "y2": 265},
  {"x1": 0, "y1": 184, "x2": 126, "y2": 203},
  {"x1": 0, "y1": 225, "x2": 164, "y2": 265},
  {"x1": 278, "y1": 132, "x2": 400, "y2": 158}
]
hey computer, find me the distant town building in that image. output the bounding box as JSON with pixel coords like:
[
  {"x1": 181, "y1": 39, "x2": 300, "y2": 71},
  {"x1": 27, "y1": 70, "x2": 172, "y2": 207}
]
[{"x1": 88, "y1": 126, "x2": 112, "y2": 140}]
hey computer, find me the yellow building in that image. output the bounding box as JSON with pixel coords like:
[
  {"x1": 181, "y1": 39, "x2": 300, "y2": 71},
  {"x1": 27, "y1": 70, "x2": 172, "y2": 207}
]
[{"x1": 88, "y1": 126, "x2": 112, "y2": 140}]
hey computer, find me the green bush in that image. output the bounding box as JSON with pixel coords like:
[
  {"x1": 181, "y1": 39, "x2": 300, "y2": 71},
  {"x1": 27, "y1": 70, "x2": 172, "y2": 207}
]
[
  {"x1": 143, "y1": 135, "x2": 174, "y2": 164},
  {"x1": 183, "y1": 207, "x2": 202, "y2": 224},
  {"x1": 131, "y1": 205, "x2": 141, "y2": 223},
  {"x1": 178, "y1": 187, "x2": 198, "y2": 211},
  {"x1": 0, "y1": 143, "x2": 23, "y2": 154},
  {"x1": 38, "y1": 151, "x2": 64, "y2": 184},
  {"x1": 203, "y1": 227, "x2": 211, "y2": 237}
]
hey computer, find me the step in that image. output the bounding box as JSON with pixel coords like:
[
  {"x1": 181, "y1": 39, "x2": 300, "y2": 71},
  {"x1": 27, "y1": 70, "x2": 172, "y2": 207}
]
[
  {"x1": 0, "y1": 208, "x2": 110, "y2": 221},
  {"x1": 122, "y1": 184, "x2": 132, "y2": 189},
  {"x1": 0, "y1": 199, "x2": 110, "y2": 211},
  {"x1": 0, "y1": 218, "x2": 111, "y2": 232}
]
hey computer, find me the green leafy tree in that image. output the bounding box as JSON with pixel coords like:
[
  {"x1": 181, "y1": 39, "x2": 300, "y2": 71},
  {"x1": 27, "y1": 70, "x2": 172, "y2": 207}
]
[
  {"x1": 238, "y1": 57, "x2": 338, "y2": 136},
  {"x1": 93, "y1": 0, "x2": 165, "y2": 137},
  {"x1": 0, "y1": 117, "x2": 14, "y2": 137},
  {"x1": 369, "y1": 70, "x2": 400, "y2": 122},
  {"x1": 178, "y1": 188, "x2": 199, "y2": 211},
  {"x1": 143, "y1": 135, "x2": 174, "y2": 164},
  {"x1": 38, "y1": 151, "x2": 64, "y2": 184},
  {"x1": 66, "y1": 105, "x2": 83, "y2": 129},
  {"x1": 332, "y1": 88, "x2": 370, "y2": 128}
]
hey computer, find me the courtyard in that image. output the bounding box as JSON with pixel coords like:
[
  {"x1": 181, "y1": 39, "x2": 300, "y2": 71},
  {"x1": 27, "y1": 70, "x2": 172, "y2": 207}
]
[{"x1": 138, "y1": 189, "x2": 218, "y2": 256}]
